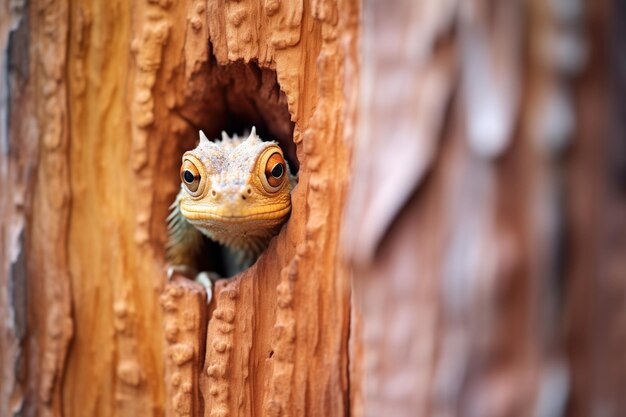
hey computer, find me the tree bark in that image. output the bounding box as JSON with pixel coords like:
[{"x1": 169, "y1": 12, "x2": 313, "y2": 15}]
[
  {"x1": 1, "y1": 1, "x2": 624, "y2": 417},
  {"x1": 1, "y1": 0, "x2": 355, "y2": 416},
  {"x1": 345, "y1": 1, "x2": 626, "y2": 417}
]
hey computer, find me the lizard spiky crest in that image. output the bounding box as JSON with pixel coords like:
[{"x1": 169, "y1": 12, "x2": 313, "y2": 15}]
[{"x1": 199, "y1": 130, "x2": 210, "y2": 144}]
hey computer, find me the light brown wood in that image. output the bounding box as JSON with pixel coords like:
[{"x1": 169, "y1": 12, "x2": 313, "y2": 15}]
[{"x1": 1, "y1": 0, "x2": 355, "y2": 416}]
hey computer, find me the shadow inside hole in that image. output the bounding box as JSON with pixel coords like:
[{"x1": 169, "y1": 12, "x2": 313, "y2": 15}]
[
  {"x1": 174, "y1": 60, "x2": 297, "y2": 278},
  {"x1": 178, "y1": 59, "x2": 298, "y2": 174},
  {"x1": 194, "y1": 239, "x2": 229, "y2": 278}
]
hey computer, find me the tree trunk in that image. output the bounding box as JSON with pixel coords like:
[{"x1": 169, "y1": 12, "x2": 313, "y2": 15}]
[
  {"x1": 0, "y1": 1, "x2": 623, "y2": 417},
  {"x1": 346, "y1": 1, "x2": 626, "y2": 416}
]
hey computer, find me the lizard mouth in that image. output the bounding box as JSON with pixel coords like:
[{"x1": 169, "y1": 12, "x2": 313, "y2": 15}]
[{"x1": 180, "y1": 204, "x2": 291, "y2": 223}]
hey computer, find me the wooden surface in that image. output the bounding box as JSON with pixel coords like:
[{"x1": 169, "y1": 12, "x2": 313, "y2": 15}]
[
  {"x1": 1, "y1": 1, "x2": 624, "y2": 417},
  {"x1": 344, "y1": 0, "x2": 626, "y2": 416},
  {"x1": 0, "y1": 0, "x2": 355, "y2": 416}
]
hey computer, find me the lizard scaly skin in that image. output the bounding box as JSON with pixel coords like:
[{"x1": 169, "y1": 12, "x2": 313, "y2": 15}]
[{"x1": 166, "y1": 128, "x2": 294, "y2": 297}]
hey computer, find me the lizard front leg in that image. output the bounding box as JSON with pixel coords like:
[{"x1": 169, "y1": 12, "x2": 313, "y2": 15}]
[{"x1": 166, "y1": 188, "x2": 218, "y2": 303}]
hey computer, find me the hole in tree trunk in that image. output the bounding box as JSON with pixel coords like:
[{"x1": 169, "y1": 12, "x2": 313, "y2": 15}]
[
  {"x1": 170, "y1": 59, "x2": 296, "y2": 278},
  {"x1": 177, "y1": 60, "x2": 297, "y2": 173}
]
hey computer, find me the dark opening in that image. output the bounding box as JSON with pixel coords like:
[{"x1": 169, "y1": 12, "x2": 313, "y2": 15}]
[{"x1": 176, "y1": 60, "x2": 298, "y2": 174}]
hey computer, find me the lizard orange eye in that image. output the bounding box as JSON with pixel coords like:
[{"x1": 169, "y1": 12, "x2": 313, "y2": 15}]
[
  {"x1": 263, "y1": 152, "x2": 286, "y2": 190},
  {"x1": 180, "y1": 159, "x2": 202, "y2": 195}
]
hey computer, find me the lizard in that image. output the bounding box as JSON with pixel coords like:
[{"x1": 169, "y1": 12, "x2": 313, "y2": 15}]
[{"x1": 166, "y1": 127, "x2": 295, "y2": 302}]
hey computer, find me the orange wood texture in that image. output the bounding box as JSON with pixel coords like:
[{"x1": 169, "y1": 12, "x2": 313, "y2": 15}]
[{"x1": 0, "y1": 0, "x2": 356, "y2": 416}]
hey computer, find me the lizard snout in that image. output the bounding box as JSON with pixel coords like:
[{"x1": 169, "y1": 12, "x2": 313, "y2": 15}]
[{"x1": 210, "y1": 182, "x2": 253, "y2": 203}]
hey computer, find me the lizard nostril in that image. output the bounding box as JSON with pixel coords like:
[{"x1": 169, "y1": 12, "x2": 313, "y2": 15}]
[
  {"x1": 241, "y1": 194, "x2": 246, "y2": 200},
  {"x1": 211, "y1": 190, "x2": 217, "y2": 197},
  {"x1": 246, "y1": 187, "x2": 252, "y2": 196}
]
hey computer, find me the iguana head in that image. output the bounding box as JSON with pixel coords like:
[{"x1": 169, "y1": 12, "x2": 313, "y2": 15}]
[{"x1": 178, "y1": 128, "x2": 293, "y2": 253}]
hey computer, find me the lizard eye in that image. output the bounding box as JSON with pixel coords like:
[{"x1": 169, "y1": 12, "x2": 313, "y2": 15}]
[
  {"x1": 180, "y1": 159, "x2": 202, "y2": 195},
  {"x1": 183, "y1": 170, "x2": 195, "y2": 183},
  {"x1": 262, "y1": 152, "x2": 286, "y2": 191}
]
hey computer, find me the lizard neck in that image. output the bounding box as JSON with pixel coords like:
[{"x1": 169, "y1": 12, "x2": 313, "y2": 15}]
[{"x1": 195, "y1": 221, "x2": 282, "y2": 259}]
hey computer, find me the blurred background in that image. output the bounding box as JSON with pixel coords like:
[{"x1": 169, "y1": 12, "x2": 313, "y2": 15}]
[{"x1": 346, "y1": 1, "x2": 625, "y2": 416}]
